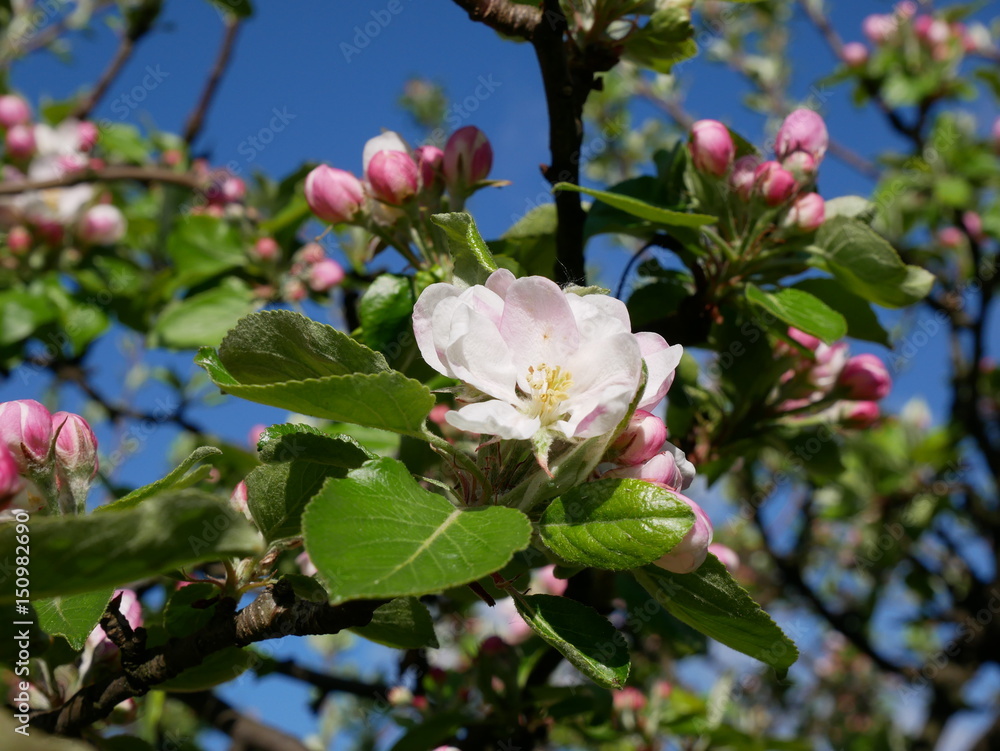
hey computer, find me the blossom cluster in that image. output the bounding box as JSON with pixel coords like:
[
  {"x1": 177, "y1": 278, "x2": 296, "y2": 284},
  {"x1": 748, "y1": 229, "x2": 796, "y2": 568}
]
[
  {"x1": 689, "y1": 108, "x2": 829, "y2": 232},
  {"x1": 0, "y1": 95, "x2": 127, "y2": 253},
  {"x1": 775, "y1": 328, "x2": 893, "y2": 428},
  {"x1": 853, "y1": 1, "x2": 992, "y2": 65},
  {"x1": 0, "y1": 399, "x2": 98, "y2": 516},
  {"x1": 246, "y1": 239, "x2": 346, "y2": 302}
]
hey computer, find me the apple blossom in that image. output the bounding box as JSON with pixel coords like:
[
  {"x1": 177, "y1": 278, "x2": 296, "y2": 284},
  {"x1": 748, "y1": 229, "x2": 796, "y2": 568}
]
[
  {"x1": 52, "y1": 411, "x2": 99, "y2": 481},
  {"x1": 443, "y1": 125, "x2": 493, "y2": 191},
  {"x1": 838, "y1": 400, "x2": 880, "y2": 428},
  {"x1": 0, "y1": 95, "x2": 30, "y2": 128},
  {"x1": 788, "y1": 327, "x2": 821, "y2": 351},
  {"x1": 785, "y1": 192, "x2": 825, "y2": 232},
  {"x1": 774, "y1": 109, "x2": 829, "y2": 164},
  {"x1": 0, "y1": 444, "x2": 23, "y2": 509},
  {"x1": 230, "y1": 481, "x2": 250, "y2": 519},
  {"x1": 7, "y1": 226, "x2": 31, "y2": 254},
  {"x1": 809, "y1": 341, "x2": 849, "y2": 390},
  {"x1": 78, "y1": 204, "x2": 127, "y2": 245},
  {"x1": 708, "y1": 543, "x2": 740, "y2": 572},
  {"x1": 413, "y1": 269, "x2": 681, "y2": 452},
  {"x1": 0, "y1": 399, "x2": 53, "y2": 472},
  {"x1": 962, "y1": 211, "x2": 984, "y2": 243},
  {"x1": 689, "y1": 119, "x2": 735, "y2": 177},
  {"x1": 415, "y1": 144, "x2": 445, "y2": 189},
  {"x1": 862, "y1": 14, "x2": 897, "y2": 44},
  {"x1": 838, "y1": 354, "x2": 891, "y2": 400},
  {"x1": 729, "y1": 155, "x2": 760, "y2": 201},
  {"x1": 603, "y1": 442, "x2": 695, "y2": 491},
  {"x1": 362, "y1": 130, "x2": 410, "y2": 172},
  {"x1": 5, "y1": 124, "x2": 35, "y2": 159},
  {"x1": 81, "y1": 589, "x2": 143, "y2": 674},
  {"x1": 308, "y1": 258, "x2": 346, "y2": 292},
  {"x1": 253, "y1": 236, "x2": 280, "y2": 261},
  {"x1": 653, "y1": 494, "x2": 713, "y2": 574},
  {"x1": 613, "y1": 687, "x2": 647, "y2": 712},
  {"x1": 781, "y1": 150, "x2": 817, "y2": 184},
  {"x1": 937, "y1": 226, "x2": 963, "y2": 248},
  {"x1": 610, "y1": 409, "x2": 666, "y2": 466},
  {"x1": 78, "y1": 120, "x2": 99, "y2": 150},
  {"x1": 754, "y1": 161, "x2": 796, "y2": 206},
  {"x1": 296, "y1": 242, "x2": 326, "y2": 264},
  {"x1": 842, "y1": 42, "x2": 869, "y2": 67},
  {"x1": 304, "y1": 165, "x2": 364, "y2": 223},
  {"x1": 367, "y1": 149, "x2": 419, "y2": 205}
]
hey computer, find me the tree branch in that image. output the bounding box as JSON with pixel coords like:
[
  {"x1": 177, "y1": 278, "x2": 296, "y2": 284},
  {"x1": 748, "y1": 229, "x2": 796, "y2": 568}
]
[
  {"x1": 0, "y1": 165, "x2": 205, "y2": 195},
  {"x1": 176, "y1": 691, "x2": 312, "y2": 751},
  {"x1": 183, "y1": 17, "x2": 242, "y2": 144},
  {"x1": 32, "y1": 582, "x2": 383, "y2": 736},
  {"x1": 74, "y1": 36, "x2": 136, "y2": 119},
  {"x1": 449, "y1": 0, "x2": 542, "y2": 39}
]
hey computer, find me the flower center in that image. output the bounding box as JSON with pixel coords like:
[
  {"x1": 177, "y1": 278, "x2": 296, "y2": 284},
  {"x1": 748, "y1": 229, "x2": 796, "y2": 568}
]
[{"x1": 524, "y1": 363, "x2": 573, "y2": 422}]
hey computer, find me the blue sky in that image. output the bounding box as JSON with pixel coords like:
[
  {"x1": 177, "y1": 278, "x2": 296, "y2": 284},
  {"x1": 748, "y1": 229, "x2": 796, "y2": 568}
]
[{"x1": 4, "y1": 0, "x2": 998, "y2": 748}]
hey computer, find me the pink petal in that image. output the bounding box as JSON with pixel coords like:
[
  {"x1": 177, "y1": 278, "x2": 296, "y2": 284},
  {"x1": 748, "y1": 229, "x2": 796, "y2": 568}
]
[
  {"x1": 500, "y1": 276, "x2": 580, "y2": 383},
  {"x1": 636, "y1": 333, "x2": 683, "y2": 410},
  {"x1": 446, "y1": 401, "x2": 539, "y2": 440}
]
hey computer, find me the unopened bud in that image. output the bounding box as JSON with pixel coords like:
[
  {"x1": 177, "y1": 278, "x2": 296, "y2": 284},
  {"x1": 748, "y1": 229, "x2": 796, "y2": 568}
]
[
  {"x1": 367, "y1": 150, "x2": 419, "y2": 205},
  {"x1": 689, "y1": 119, "x2": 735, "y2": 177},
  {"x1": 0, "y1": 444, "x2": 24, "y2": 509},
  {"x1": 78, "y1": 121, "x2": 99, "y2": 151},
  {"x1": 842, "y1": 42, "x2": 869, "y2": 67},
  {"x1": 610, "y1": 409, "x2": 666, "y2": 466},
  {"x1": 78, "y1": 205, "x2": 127, "y2": 245},
  {"x1": 653, "y1": 494, "x2": 713, "y2": 574},
  {"x1": 838, "y1": 354, "x2": 891, "y2": 400},
  {"x1": 5, "y1": 124, "x2": 35, "y2": 159},
  {"x1": 0, "y1": 399, "x2": 53, "y2": 472},
  {"x1": 775, "y1": 109, "x2": 829, "y2": 164},
  {"x1": 415, "y1": 145, "x2": 445, "y2": 190},
  {"x1": 785, "y1": 192, "x2": 825, "y2": 231},
  {"x1": 253, "y1": 237, "x2": 280, "y2": 261},
  {"x1": 0, "y1": 95, "x2": 31, "y2": 128},
  {"x1": 754, "y1": 161, "x2": 797, "y2": 205},
  {"x1": 305, "y1": 165, "x2": 365, "y2": 223},
  {"x1": 729, "y1": 155, "x2": 760, "y2": 201},
  {"x1": 707, "y1": 543, "x2": 740, "y2": 572},
  {"x1": 52, "y1": 412, "x2": 99, "y2": 481},
  {"x1": 7, "y1": 226, "x2": 31, "y2": 255},
  {"x1": 308, "y1": 258, "x2": 345, "y2": 292},
  {"x1": 443, "y1": 126, "x2": 493, "y2": 191},
  {"x1": 838, "y1": 400, "x2": 880, "y2": 428}
]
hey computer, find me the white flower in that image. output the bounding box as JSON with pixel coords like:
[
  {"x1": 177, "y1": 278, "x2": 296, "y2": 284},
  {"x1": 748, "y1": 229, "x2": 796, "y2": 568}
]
[{"x1": 413, "y1": 269, "x2": 682, "y2": 444}]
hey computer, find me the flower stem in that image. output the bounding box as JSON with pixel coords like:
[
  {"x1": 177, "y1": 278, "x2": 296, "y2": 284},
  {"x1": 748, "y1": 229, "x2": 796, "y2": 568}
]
[{"x1": 421, "y1": 427, "x2": 494, "y2": 502}]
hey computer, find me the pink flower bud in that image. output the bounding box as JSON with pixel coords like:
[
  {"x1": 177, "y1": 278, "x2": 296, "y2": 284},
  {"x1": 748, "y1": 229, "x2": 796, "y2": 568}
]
[
  {"x1": 842, "y1": 41, "x2": 869, "y2": 67},
  {"x1": 992, "y1": 117, "x2": 1000, "y2": 154},
  {"x1": 415, "y1": 145, "x2": 445, "y2": 190},
  {"x1": 0, "y1": 95, "x2": 30, "y2": 128},
  {"x1": 367, "y1": 150, "x2": 419, "y2": 205},
  {"x1": 296, "y1": 242, "x2": 326, "y2": 265},
  {"x1": 914, "y1": 16, "x2": 950, "y2": 47},
  {"x1": 308, "y1": 258, "x2": 345, "y2": 292},
  {"x1": 296, "y1": 550, "x2": 317, "y2": 577},
  {"x1": 610, "y1": 409, "x2": 666, "y2": 466},
  {"x1": 229, "y1": 480, "x2": 250, "y2": 518},
  {"x1": 753, "y1": 161, "x2": 797, "y2": 206},
  {"x1": 810, "y1": 341, "x2": 849, "y2": 390},
  {"x1": 781, "y1": 150, "x2": 817, "y2": 184},
  {"x1": 775, "y1": 109, "x2": 829, "y2": 163},
  {"x1": 443, "y1": 126, "x2": 493, "y2": 190},
  {"x1": 654, "y1": 494, "x2": 713, "y2": 574},
  {"x1": 284, "y1": 278, "x2": 307, "y2": 302},
  {"x1": 305, "y1": 165, "x2": 365, "y2": 223},
  {"x1": 7, "y1": 226, "x2": 31, "y2": 255},
  {"x1": 937, "y1": 226, "x2": 964, "y2": 248},
  {"x1": 78, "y1": 204, "x2": 126, "y2": 245},
  {"x1": 788, "y1": 327, "x2": 821, "y2": 351},
  {"x1": 52, "y1": 412, "x2": 98, "y2": 481},
  {"x1": 689, "y1": 119, "x2": 735, "y2": 177},
  {"x1": 613, "y1": 687, "x2": 647, "y2": 712},
  {"x1": 962, "y1": 211, "x2": 984, "y2": 243},
  {"x1": 862, "y1": 14, "x2": 897, "y2": 44},
  {"x1": 838, "y1": 353, "x2": 891, "y2": 400},
  {"x1": 253, "y1": 237, "x2": 280, "y2": 261},
  {"x1": 603, "y1": 442, "x2": 695, "y2": 491},
  {"x1": 838, "y1": 400, "x2": 880, "y2": 428},
  {"x1": 708, "y1": 543, "x2": 740, "y2": 572},
  {"x1": 532, "y1": 564, "x2": 568, "y2": 596},
  {"x1": 78, "y1": 121, "x2": 99, "y2": 151},
  {"x1": 84, "y1": 589, "x2": 143, "y2": 667},
  {"x1": 785, "y1": 192, "x2": 825, "y2": 232},
  {"x1": 429, "y1": 403, "x2": 451, "y2": 425},
  {"x1": 5, "y1": 124, "x2": 35, "y2": 159},
  {"x1": 729, "y1": 155, "x2": 760, "y2": 201},
  {"x1": 894, "y1": 1, "x2": 917, "y2": 19},
  {"x1": 0, "y1": 444, "x2": 24, "y2": 509},
  {"x1": 0, "y1": 399, "x2": 53, "y2": 472}
]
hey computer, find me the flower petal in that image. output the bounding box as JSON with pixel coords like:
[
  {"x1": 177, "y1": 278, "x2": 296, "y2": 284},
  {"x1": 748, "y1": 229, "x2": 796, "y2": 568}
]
[
  {"x1": 362, "y1": 131, "x2": 410, "y2": 172},
  {"x1": 444, "y1": 304, "x2": 517, "y2": 401},
  {"x1": 636, "y1": 333, "x2": 683, "y2": 410},
  {"x1": 446, "y1": 401, "x2": 539, "y2": 440},
  {"x1": 500, "y1": 276, "x2": 580, "y2": 382},
  {"x1": 485, "y1": 268, "x2": 516, "y2": 298},
  {"x1": 413, "y1": 282, "x2": 462, "y2": 375}
]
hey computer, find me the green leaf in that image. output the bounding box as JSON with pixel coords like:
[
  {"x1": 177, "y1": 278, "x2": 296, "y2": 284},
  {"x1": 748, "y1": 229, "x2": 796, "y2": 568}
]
[
  {"x1": 196, "y1": 311, "x2": 434, "y2": 436},
  {"x1": 744, "y1": 285, "x2": 847, "y2": 344},
  {"x1": 246, "y1": 460, "x2": 348, "y2": 544},
  {"x1": 538, "y1": 479, "x2": 694, "y2": 570},
  {"x1": 792, "y1": 278, "x2": 890, "y2": 346},
  {"x1": 490, "y1": 204, "x2": 557, "y2": 278},
  {"x1": 513, "y1": 594, "x2": 630, "y2": 689},
  {"x1": 555, "y1": 182, "x2": 715, "y2": 229},
  {"x1": 814, "y1": 217, "x2": 934, "y2": 308},
  {"x1": 98, "y1": 447, "x2": 223, "y2": 513},
  {"x1": 255, "y1": 423, "x2": 373, "y2": 466},
  {"x1": 302, "y1": 458, "x2": 532, "y2": 604},
  {"x1": 0, "y1": 289, "x2": 57, "y2": 345},
  {"x1": 0, "y1": 492, "x2": 263, "y2": 604},
  {"x1": 823, "y1": 195, "x2": 876, "y2": 223},
  {"x1": 358, "y1": 274, "x2": 416, "y2": 354},
  {"x1": 633, "y1": 555, "x2": 798, "y2": 675},
  {"x1": 350, "y1": 597, "x2": 439, "y2": 649},
  {"x1": 430, "y1": 211, "x2": 499, "y2": 286},
  {"x1": 35, "y1": 589, "x2": 113, "y2": 650},
  {"x1": 206, "y1": 0, "x2": 253, "y2": 17},
  {"x1": 152, "y1": 279, "x2": 257, "y2": 350},
  {"x1": 621, "y1": 5, "x2": 698, "y2": 74},
  {"x1": 157, "y1": 647, "x2": 255, "y2": 692},
  {"x1": 165, "y1": 215, "x2": 246, "y2": 293}
]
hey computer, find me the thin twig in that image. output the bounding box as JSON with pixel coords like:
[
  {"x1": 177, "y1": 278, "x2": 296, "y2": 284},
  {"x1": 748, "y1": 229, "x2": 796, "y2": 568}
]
[
  {"x1": 74, "y1": 36, "x2": 135, "y2": 119},
  {"x1": 183, "y1": 17, "x2": 242, "y2": 144},
  {"x1": 0, "y1": 165, "x2": 205, "y2": 195}
]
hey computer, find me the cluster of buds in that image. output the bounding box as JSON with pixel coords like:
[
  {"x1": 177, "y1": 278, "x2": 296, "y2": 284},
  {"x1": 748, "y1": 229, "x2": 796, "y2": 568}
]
[
  {"x1": 599, "y1": 410, "x2": 713, "y2": 574},
  {"x1": 304, "y1": 126, "x2": 495, "y2": 260},
  {"x1": 0, "y1": 96, "x2": 127, "y2": 254},
  {"x1": 0, "y1": 399, "x2": 98, "y2": 515},
  {"x1": 189, "y1": 159, "x2": 247, "y2": 218},
  {"x1": 689, "y1": 109, "x2": 828, "y2": 233},
  {"x1": 775, "y1": 329, "x2": 892, "y2": 428},
  {"x1": 279, "y1": 242, "x2": 346, "y2": 301},
  {"x1": 937, "y1": 211, "x2": 986, "y2": 248},
  {"x1": 854, "y1": 2, "x2": 991, "y2": 68}
]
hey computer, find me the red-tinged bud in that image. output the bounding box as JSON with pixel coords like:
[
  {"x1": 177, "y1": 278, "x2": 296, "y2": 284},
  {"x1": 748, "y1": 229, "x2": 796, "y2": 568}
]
[
  {"x1": 305, "y1": 165, "x2": 365, "y2": 223},
  {"x1": 655, "y1": 680, "x2": 673, "y2": 700},
  {"x1": 7, "y1": 226, "x2": 31, "y2": 255},
  {"x1": 775, "y1": 109, "x2": 829, "y2": 163},
  {"x1": 962, "y1": 211, "x2": 984, "y2": 243},
  {"x1": 83, "y1": 589, "x2": 143, "y2": 669},
  {"x1": 0, "y1": 444, "x2": 24, "y2": 509},
  {"x1": 610, "y1": 409, "x2": 666, "y2": 466},
  {"x1": 838, "y1": 400, "x2": 880, "y2": 428},
  {"x1": 729, "y1": 155, "x2": 760, "y2": 201},
  {"x1": 863, "y1": 14, "x2": 897, "y2": 44},
  {"x1": 838, "y1": 353, "x2": 891, "y2": 400},
  {"x1": 0, "y1": 95, "x2": 31, "y2": 128},
  {"x1": 230, "y1": 481, "x2": 250, "y2": 519},
  {"x1": 785, "y1": 192, "x2": 825, "y2": 232},
  {"x1": 532, "y1": 564, "x2": 568, "y2": 596},
  {"x1": 412, "y1": 696, "x2": 429, "y2": 711},
  {"x1": 368, "y1": 149, "x2": 419, "y2": 205},
  {"x1": 842, "y1": 41, "x2": 869, "y2": 67},
  {"x1": 52, "y1": 412, "x2": 98, "y2": 481},
  {"x1": 78, "y1": 204, "x2": 126, "y2": 245},
  {"x1": 415, "y1": 145, "x2": 445, "y2": 190},
  {"x1": 0, "y1": 399, "x2": 53, "y2": 472},
  {"x1": 443, "y1": 126, "x2": 493, "y2": 191},
  {"x1": 284, "y1": 278, "x2": 307, "y2": 302},
  {"x1": 308, "y1": 258, "x2": 346, "y2": 292},
  {"x1": 248, "y1": 424, "x2": 267, "y2": 449},
  {"x1": 811, "y1": 341, "x2": 849, "y2": 390},
  {"x1": 78, "y1": 121, "x2": 99, "y2": 151},
  {"x1": 429, "y1": 403, "x2": 451, "y2": 425},
  {"x1": 5, "y1": 124, "x2": 35, "y2": 159},
  {"x1": 253, "y1": 237, "x2": 280, "y2": 261},
  {"x1": 689, "y1": 119, "x2": 735, "y2": 177},
  {"x1": 296, "y1": 242, "x2": 326, "y2": 264},
  {"x1": 914, "y1": 15, "x2": 950, "y2": 46},
  {"x1": 781, "y1": 150, "x2": 817, "y2": 184},
  {"x1": 613, "y1": 687, "x2": 647, "y2": 713},
  {"x1": 937, "y1": 226, "x2": 963, "y2": 248},
  {"x1": 753, "y1": 161, "x2": 797, "y2": 206},
  {"x1": 162, "y1": 148, "x2": 183, "y2": 167},
  {"x1": 480, "y1": 635, "x2": 507, "y2": 656},
  {"x1": 708, "y1": 543, "x2": 740, "y2": 572},
  {"x1": 603, "y1": 442, "x2": 695, "y2": 491},
  {"x1": 653, "y1": 493, "x2": 713, "y2": 574}
]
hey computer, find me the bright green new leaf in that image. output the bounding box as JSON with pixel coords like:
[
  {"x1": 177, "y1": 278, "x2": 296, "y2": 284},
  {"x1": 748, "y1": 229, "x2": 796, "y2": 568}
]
[
  {"x1": 302, "y1": 458, "x2": 532, "y2": 604},
  {"x1": 153, "y1": 279, "x2": 257, "y2": 349},
  {"x1": 98, "y1": 447, "x2": 223, "y2": 513},
  {"x1": 351, "y1": 597, "x2": 440, "y2": 649},
  {"x1": 793, "y1": 278, "x2": 890, "y2": 346},
  {"x1": 539, "y1": 479, "x2": 694, "y2": 570},
  {"x1": 555, "y1": 183, "x2": 716, "y2": 229},
  {"x1": 35, "y1": 589, "x2": 113, "y2": 650},
  {"x1": 745, "y1": 285, "x2": 847, "y2": 344},
  {"x1": 431, "y1": 211, "x2": 499, "y2": 286},
  {"x1": 256, "y1": 423, "x2": 373, "y2": 466}
]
